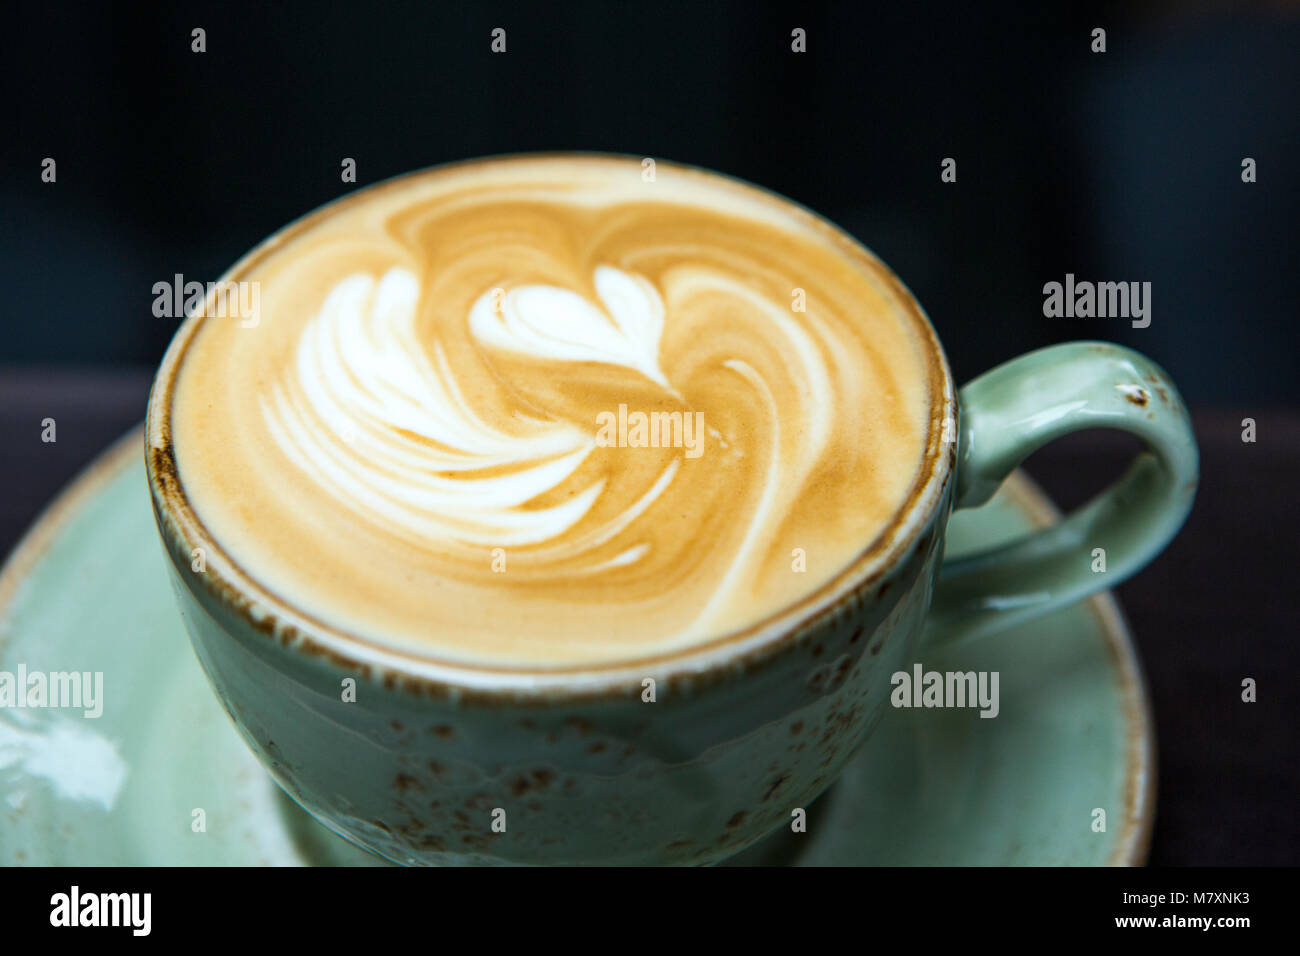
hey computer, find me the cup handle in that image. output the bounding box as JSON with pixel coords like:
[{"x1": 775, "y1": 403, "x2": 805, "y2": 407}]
[{"x1": 925, "y1": 341, "x2": 1198, "y2": 647}]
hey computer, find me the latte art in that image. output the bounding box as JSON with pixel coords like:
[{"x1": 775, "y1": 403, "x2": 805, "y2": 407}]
[
  {"x1": 262, "y1": 267, "x2": 610, "y2": 551},
  {"x1": 170, "y1": 157, "x2": 936, "y2": 667},
  {"x1": 470, "y1": 265, "x2": 671, "y2": 389}
]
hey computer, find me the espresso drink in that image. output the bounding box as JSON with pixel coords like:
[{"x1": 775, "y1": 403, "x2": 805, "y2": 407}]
[{"x1": 170, "y1": 156, "x2": 937, "y2": 667}]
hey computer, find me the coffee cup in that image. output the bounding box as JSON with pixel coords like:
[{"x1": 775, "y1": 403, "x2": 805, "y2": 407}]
[{"x1": 145, "y1": 154, "x2": 1197, "y2": 864}]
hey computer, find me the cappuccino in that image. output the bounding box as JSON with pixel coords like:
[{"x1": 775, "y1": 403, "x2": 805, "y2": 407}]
[{"x1": 169, "y1": 156, "x2": 937, "y2": 667}]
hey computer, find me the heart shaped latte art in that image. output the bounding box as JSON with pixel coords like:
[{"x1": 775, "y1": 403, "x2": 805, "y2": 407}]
[{"x1": 469, "y1": 265, "x2": 672, "y2": 390}]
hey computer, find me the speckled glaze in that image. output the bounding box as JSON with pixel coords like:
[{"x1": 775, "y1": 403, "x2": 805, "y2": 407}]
[
  {"x1": 153, "y1": 478, "x2": 949, "y2": 865},
  {"x1": 143, "y1": 159, "x2": 1198, "y2": 866}
]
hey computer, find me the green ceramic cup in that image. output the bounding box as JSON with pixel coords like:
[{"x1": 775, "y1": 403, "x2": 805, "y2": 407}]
[{"x1": 145, "y1": 160, "x2": 1197, "y2": 866}]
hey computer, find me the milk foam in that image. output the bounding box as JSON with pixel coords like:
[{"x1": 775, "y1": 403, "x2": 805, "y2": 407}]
[{"x1": 169, "y1": 156, "x2": 934, "y2": 667}]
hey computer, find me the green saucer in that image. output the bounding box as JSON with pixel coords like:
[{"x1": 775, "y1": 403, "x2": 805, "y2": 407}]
[{"x1": 0, "y1": 428, "x2": 1153, "y2": 865}]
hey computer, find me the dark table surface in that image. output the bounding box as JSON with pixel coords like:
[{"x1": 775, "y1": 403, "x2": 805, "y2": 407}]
[{"x1": 1, "y1": 367, "x2": 1296, "y2": 866}]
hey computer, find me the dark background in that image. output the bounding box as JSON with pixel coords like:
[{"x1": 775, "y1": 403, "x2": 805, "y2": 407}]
[
  {"x1": 5, "y1": 1, "x2": 1298, "y2": 399},
  {"x1": 2, "y1": 1, "x2": 1297, "y2": 865}
]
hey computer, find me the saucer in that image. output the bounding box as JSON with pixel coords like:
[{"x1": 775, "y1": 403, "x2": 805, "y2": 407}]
[{"x1": 0, "y1": 428, "x2": 1153, "y2": 865}]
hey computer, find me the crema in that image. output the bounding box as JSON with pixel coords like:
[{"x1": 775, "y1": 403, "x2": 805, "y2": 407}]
[{"x1": 170, "y1": 156, "x2": 936, "y2": 667}]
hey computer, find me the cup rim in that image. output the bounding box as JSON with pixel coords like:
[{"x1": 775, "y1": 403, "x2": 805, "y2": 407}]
[{"x1": 145, "y1": 151, "x2": 957, "y2": 700}]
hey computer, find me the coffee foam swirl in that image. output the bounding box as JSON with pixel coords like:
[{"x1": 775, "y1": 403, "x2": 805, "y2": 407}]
[
  {"x1": 170, "y1": 157, "x2": 933, "y2": 667},
  {"x1": 470, "y1": 265, "x2": 671, "y2": 389},
  {"x1": 262, "y1": 268, "x2": 605, "y2": 549}
]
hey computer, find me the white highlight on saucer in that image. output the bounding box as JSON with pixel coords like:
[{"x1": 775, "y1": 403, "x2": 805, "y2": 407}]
[{"x1": 0, "y1": 714, "x2": 128, "y2": 811}]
